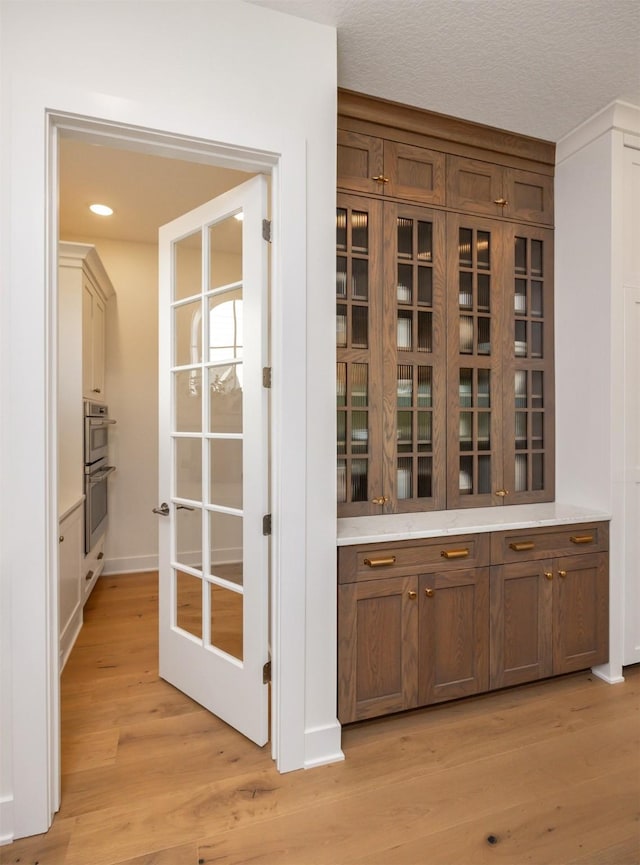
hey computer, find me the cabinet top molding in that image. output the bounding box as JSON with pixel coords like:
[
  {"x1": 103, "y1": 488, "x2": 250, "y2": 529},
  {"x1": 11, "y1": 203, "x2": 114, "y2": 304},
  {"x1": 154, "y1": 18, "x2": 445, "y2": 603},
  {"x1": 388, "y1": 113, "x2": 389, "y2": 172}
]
[{"x1": 338, "y1": 89, "x2": 556, "y2": 172}]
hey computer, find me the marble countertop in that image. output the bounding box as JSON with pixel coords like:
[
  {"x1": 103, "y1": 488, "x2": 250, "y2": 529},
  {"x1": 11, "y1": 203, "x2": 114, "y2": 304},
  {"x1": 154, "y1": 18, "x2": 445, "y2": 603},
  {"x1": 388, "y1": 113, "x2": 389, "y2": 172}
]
[{"x1": 337, "y1": 502, "x2": 611, "y2": 546}]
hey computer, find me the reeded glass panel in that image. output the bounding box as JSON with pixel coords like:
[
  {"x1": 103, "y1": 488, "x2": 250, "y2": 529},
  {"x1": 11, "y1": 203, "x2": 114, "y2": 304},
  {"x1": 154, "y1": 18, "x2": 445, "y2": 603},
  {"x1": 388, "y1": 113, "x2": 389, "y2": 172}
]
[
  {"x1": 417, "y1": 267, "x2": 432, "y2": 306},
  {"x1": 336, "y1": 303, "x2": 347, "y2": 347},
  {"x1": 210, "y1": 511, "x2": 243, "y2": 585},
  {"x1": 460, "y1": 315, "x2": 474, "y2": 354},
  {"x1": 397, "y1": 310, "x2": 412, "y2": 350},
  {"x1": 460, "y1": 368, "x2": 473, "y2": 407},
  {"x1": 397, "y1": 365, "x2": 413, "y2": 407},
  {"x1": 336, "y1": 256, "x2": 347, "y2": 298},
  {"x1": 477, "y1": 317, "x2": 491, "y2": 355},
  {"x1": 459, "y1": 228, "x2": 472, "y2": 267},
  {"x1": 532, "y1": 412, "x2": 544, "y2": 447},
  {"x1": 351, "y1": 211, "x2": 368, "y2": 253},
  {"x1": 531, "y1": 240, "x2": 543, "y2": 277},
  {"x1": 515, "y1": 454, "x2": 527, "y2": 493},
  {"x1": 397, "y1": 411, "x2": 412, "y2": 452},
  {"x1": 417, "y1": 412, "x2": 432, "y2": 451},
  {"x1": 417, "y1": 457, "x2": 432, "y2": 497},
  {"x1": 478, "y1": 412, "x2": 490, "y2": 450},
  {"x1": 515, "y1": 320, "x2": 527, "y2": 356},
  {"x1": 515, "y1": 237, "x2": 527, "y2": 274},
  {"x1": 417, "y1": 221, "x2": 432, "y2": 260},
  {"x1": 397, "y1": 217, "x2": 413, "y2": 258},
  {"x1": 478, "y1": 455, "x2": 491, "y2": 493},
  {"x1": 174, "y1": 232, "x2": 202, "y2": 302},
  {"x1": 531, "y1": 281, "x2": 543, "y2": 317},
  {"x1": 459, "y1": 272, "x2": 472, "y2": 309},
  {"x1": 336, "y1": 363, "x2": 346, "y2": 407},
  {"x1": 352, "y1": 306, "x2": 368, "y2": 348},
  {"x1": 515, "y1": 411, "x2": 527, "y2": 449},
  {"x1": 351, "y1": 460, "x2": 368, "y2": 502},
  {"x1": 460, "y1": 411, "x2": 472, "y2": 450},
  {"x1": 337, "y1": 460, "x2": 347, "y2": 504},
  {"x1": 397, "y1": 264, "x2": 412, "y2": 303},
  {"x1": 175, "y1": 437, "x2": 202, "y2": 502},
  {"x1": 477, "y1": 274, "x2": 491, "y2": 312},
  {"x1": 459, "y1": 456, "x2": 473, "y2": 494},
  {"x1": 209, "y1": 582, "x2": 243, "y2": 660},
  {"x1": 175, "y1": 370, "x2": 202, "y2": 433},
  {"x1": 515, "y1": 278, "x2": 527, "y2": 314},
  {"x1": 336, "y1": 208, "x2": 347, "y2": 251},
  {"x1": 531, "y1": 322, "x2": 543, "y2": 358},
  {"x1": 175, "y1": 506, "x2": 202, "y2": 572},
  {"x1": 515, "y1": 370, "x2": 527, "y2": 408},
  {"x1": 351, "y1": 364, "x2": 368, "y2": 407},
  {"x1": 417, "y1": 311, "x2": 432, "y2": 352},
  {"x1": 477, "y1": 232, "x2": 490, "y2": 269},
  {"x1": 337, "y1": 412, "x2": 346, "y2": 455},
  {"x1": 532, "y1": 371, "x2": 544, "y2": 408},
  {"x1": 352, "y1": 258, "x2": 369, "y2": 300},
  {"x1": 175, "y1": 570, "x2": 202, "y2": 638},
  {"x1": 209, "y1": 365, "x2": 242, "y2": 434},
  {"x1": 351, "y1": 411, "x2": 368, "y2": 453},
  {"x1": 209, "y1": 439, "x2": 242, "y2": 509},
  {"x1": 175, "y1": 300, "x2": 201, "y2": 366},
  {"x1": 209, "y1": 217, "x2": 242, "y2": 290},
  {"x1": 397, "y1": 457, "x2": 412, "y2": 499},
  {"x1": 477, "y1": 369, "x2": 491, "y2": 407},
  {"x1": 418, "y1": 367, "x2": 432, "y2": 407},
  {"x1": 532, "y1": 453, "x2": 544, "y2": 490}
]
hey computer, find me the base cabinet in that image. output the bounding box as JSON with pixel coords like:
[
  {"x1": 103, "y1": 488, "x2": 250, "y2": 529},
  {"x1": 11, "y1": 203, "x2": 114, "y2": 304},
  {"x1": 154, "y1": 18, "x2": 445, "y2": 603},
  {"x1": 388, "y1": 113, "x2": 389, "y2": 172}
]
[
  {"x1": 59, "y1": 502, "x2": 83, "y2": 670},
  {"x1": 338, "y1": 521, "x2": 609, "y2": 724}
]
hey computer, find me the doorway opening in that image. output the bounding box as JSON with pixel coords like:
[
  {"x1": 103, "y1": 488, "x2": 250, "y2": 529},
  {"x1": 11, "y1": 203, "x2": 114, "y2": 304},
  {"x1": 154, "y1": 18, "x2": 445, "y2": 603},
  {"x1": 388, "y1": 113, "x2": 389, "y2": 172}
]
[{"x1": 51, "y1": 113, "x2": 278, "y2": 814}]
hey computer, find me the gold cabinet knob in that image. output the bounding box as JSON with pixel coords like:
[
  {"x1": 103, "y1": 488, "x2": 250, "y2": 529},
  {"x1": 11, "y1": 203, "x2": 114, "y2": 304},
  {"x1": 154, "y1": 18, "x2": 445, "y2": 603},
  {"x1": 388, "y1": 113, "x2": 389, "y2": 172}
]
[
  {"x1": 58, "y1": 535, "x2": 64, "y2": 543},
  {"x1": 558, "y1": 570, "x2": 567, "y2": 578},
  {"x1": 495, "y1": 489, "x2": 510, "y2": 498},
  {"x1": 424, "y1": 587, "x2": 435, "y2": 598},
  {"x1": 544, "y1": 571, "x2": 553, "y2": 580},
  {"x1": 408, "y1": 591, "x2": 417, "y2": 600},
  {"x1": 371, "y1": 174, "x2": 390, "y2": 184},
  {"x1": 371, "y1": 495, "x2": 389, "y2": 505},
  {"x1": 493, "y1": 198, "x2": 508, "y2": 207}
]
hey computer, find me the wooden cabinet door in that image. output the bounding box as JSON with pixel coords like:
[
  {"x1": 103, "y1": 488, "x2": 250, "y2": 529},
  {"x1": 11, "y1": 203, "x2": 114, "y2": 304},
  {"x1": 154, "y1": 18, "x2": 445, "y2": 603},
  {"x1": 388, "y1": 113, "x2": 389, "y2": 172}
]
[
  {"x1": 553, "y1": 552, "x2": 609, "y2": 674},
  {"x1": 338, "y1": 576, "x2": 419, "y2": 723},
  {"x1": 490, "y1": 560, "x2": 553, "y2": 688},
  {"x1": 418, "y1": 567, "x2": 489, "y2": 704},
  {"x1": 504, "y1": 168, "x2": 554, "y2": 226},
  {"x1": 337, "y1": 130, "x2": 384, "y2": 195},
  {"x1": 384, "y1": 141, "x2": 445, "y2": 206},
  {"x1": 446, "y1": 155, "x2": 504, "y2": 217}
]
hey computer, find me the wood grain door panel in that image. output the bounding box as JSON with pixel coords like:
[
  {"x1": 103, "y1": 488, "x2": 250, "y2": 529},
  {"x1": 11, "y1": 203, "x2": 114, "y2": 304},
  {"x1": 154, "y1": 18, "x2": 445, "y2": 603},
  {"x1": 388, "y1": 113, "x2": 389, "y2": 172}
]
[{"x1": 553, "y1": 553, "x2": 609, "y2": 674}]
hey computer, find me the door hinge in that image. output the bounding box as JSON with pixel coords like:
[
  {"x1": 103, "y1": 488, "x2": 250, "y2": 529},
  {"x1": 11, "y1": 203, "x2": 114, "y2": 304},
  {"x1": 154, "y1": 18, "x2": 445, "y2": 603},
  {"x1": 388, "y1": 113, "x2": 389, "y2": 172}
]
[
  {"x1": 262, "y1": 513, "x2": 272, "y2": 536},
  {"x1": 262, "y1": 218, "x2": 272, "y2": 242},
  {"x1": 263, "y1": 660, "x2": 272, "y2": 684},
  {"x1": 262, "y1": 366, "x2": 272, "y2": 388}
]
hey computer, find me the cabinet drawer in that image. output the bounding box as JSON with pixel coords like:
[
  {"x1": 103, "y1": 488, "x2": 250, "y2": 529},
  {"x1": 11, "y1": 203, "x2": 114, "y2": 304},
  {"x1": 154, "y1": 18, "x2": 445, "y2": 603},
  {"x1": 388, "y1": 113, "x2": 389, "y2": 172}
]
[
  {"x1": 491, "y1": 521, "x2": 609, "y2": 564},
  {"x1": 338, "y1": 533, "x2": 490, "y2": 583}
]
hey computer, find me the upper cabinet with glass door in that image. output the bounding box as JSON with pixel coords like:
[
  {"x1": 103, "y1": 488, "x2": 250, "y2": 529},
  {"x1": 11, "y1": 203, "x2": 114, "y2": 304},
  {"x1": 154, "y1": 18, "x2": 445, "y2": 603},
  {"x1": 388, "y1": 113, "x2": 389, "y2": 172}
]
[{"x1": 336, "y1": 90, "x2": 556, "y2": 517}]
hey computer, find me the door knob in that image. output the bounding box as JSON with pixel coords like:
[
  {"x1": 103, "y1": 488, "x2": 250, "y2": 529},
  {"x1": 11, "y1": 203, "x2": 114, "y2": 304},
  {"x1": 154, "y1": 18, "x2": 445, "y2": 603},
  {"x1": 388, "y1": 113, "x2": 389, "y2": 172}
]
[{"x1": 152, "y1": 502, "x2": 170, "y2": 516}]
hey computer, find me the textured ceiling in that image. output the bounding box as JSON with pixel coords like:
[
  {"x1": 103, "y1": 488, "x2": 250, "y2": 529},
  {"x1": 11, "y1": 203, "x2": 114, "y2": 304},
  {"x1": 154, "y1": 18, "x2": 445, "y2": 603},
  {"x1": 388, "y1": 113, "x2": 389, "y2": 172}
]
[{"x1": 246, "y1": 0, "x2": 640, "y2": 142}]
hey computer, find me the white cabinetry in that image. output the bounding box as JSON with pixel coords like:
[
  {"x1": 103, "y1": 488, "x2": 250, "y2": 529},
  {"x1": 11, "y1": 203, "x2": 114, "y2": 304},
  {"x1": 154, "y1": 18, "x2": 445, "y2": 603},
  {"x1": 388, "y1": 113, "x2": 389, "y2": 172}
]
[
  {"x1": 82, "y1": 276, "x2": 107, "y2": 400},
  {"x1": 58, "y1": 501, "x2": 83, "y2": 669}
]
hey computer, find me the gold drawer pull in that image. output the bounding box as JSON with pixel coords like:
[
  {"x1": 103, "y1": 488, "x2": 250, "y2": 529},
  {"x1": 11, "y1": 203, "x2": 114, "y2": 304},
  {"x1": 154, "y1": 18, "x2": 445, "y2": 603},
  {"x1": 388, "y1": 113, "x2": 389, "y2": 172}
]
[
  {"x1": 493, "y1": 198, "x2": 508, "y2": 207},
  {"x1": 440, "y1": 548, "x2": 469, "y2": 560},
  {"x1": 509, "y1": 541, "x2": 535, "y2": 552},
  {"x1": 371, "y1": 174, "x2": 390, "y2": 184},
  {"x1": 371, "y1": 496, "x2": 389, "y2": 505},
  {"x1": 570, "y1": 534, "x2": 593, "y2": 545},
  {"x1": 363, "y1": 556, "x2": 396, "y2": 568}
]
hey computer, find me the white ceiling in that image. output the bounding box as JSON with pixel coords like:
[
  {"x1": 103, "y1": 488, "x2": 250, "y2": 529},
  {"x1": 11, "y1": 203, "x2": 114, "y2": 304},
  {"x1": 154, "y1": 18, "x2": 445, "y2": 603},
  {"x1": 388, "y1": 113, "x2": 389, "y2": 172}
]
[
  {"x1": 249, "y1": 0, "x2": 640, "y2": 142},
  {"x1": 59, "y1": 0, "x2": 640, "y2": 245}
]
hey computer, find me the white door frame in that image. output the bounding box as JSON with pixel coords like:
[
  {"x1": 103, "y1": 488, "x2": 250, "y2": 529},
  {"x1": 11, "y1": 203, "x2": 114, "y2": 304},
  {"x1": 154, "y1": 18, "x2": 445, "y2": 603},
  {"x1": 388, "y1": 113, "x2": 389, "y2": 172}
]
[{"x1": 45, "y1": 111, "x2": 290, "y2": 816}]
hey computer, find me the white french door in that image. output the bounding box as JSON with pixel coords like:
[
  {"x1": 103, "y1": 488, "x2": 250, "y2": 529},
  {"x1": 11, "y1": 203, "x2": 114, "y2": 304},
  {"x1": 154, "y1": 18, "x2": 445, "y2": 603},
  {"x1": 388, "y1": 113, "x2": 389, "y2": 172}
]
[{"x1": 157, "y1": 175, "x2": 270, "y2": 745}]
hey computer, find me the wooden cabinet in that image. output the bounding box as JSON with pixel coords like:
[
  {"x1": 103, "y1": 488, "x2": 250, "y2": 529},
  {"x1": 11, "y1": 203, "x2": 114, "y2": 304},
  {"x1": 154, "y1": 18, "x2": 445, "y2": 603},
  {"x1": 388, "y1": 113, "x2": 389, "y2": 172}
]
[
  {"x1": 490, "y1": 523, "x2": 609, "y2": 688},
  {"x1": 59, "y1": 501, "x2": 83, "y2": 669},
  {"x1": 338, "y1": 522, "x2": 609, "y2": 723},
  {"x1": 338, "y1": 533, "x2": 490, "y2": 722},
  {"x1": 336, "y1": 91, "x2": 555, "y2": 516}
]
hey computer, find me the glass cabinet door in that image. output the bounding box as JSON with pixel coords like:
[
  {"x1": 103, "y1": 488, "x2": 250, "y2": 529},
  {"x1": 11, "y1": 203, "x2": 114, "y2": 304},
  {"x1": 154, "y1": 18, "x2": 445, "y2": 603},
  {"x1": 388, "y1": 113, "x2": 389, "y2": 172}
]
[
  {"x1": 502, "y1": 225, "x2": 554, "y2": 502},
  {"x1": 336, "y1": 194, "x2": 383, "y2": 516},
  {"x1": 383, "y1": 203, "x2": 446, "y2": 511},
  {"x1": 447, "y1": 214, "x2": 503, "y2": 507}
]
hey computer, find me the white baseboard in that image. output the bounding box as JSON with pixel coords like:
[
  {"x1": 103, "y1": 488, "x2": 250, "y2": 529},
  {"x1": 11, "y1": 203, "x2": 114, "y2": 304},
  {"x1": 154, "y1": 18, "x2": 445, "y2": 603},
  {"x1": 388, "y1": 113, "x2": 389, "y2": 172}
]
[
  {"x1": 103, "y1": 553, "x2": 158, "y2": 575},
  {"x1": 0, "y1": 794, "x2": 14, "y2": 846},
  {"x1": 304, "y1": 721, "x2": 344, "y2": 769},
  {"x1": 592, "y1": 664, "x2": 625, "y2": 685}
]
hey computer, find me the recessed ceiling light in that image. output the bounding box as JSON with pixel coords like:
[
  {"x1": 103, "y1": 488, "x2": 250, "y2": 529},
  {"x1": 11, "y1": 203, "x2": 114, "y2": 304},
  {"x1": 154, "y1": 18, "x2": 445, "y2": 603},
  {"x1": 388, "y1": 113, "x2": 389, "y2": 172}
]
[{"x1": 89, "y1": 203, "x2": 114, "y2": 216}]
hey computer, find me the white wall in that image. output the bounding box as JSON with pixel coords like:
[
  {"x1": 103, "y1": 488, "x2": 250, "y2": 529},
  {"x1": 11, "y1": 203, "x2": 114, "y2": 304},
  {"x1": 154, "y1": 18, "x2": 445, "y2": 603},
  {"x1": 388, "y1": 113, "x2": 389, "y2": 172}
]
[
  {"x1": 0, "y1": 0, "x2": 338, "y2": 842},
  {"x1": 555, "y1": 100, "x2": 640, "y2": 682}
]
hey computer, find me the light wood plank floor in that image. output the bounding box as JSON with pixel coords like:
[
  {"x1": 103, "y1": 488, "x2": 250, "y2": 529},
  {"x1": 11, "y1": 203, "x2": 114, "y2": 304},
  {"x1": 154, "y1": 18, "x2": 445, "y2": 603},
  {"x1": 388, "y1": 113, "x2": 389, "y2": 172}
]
[{"x1": 3, "y1": 571, "x2": 639, "y2": 865}]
